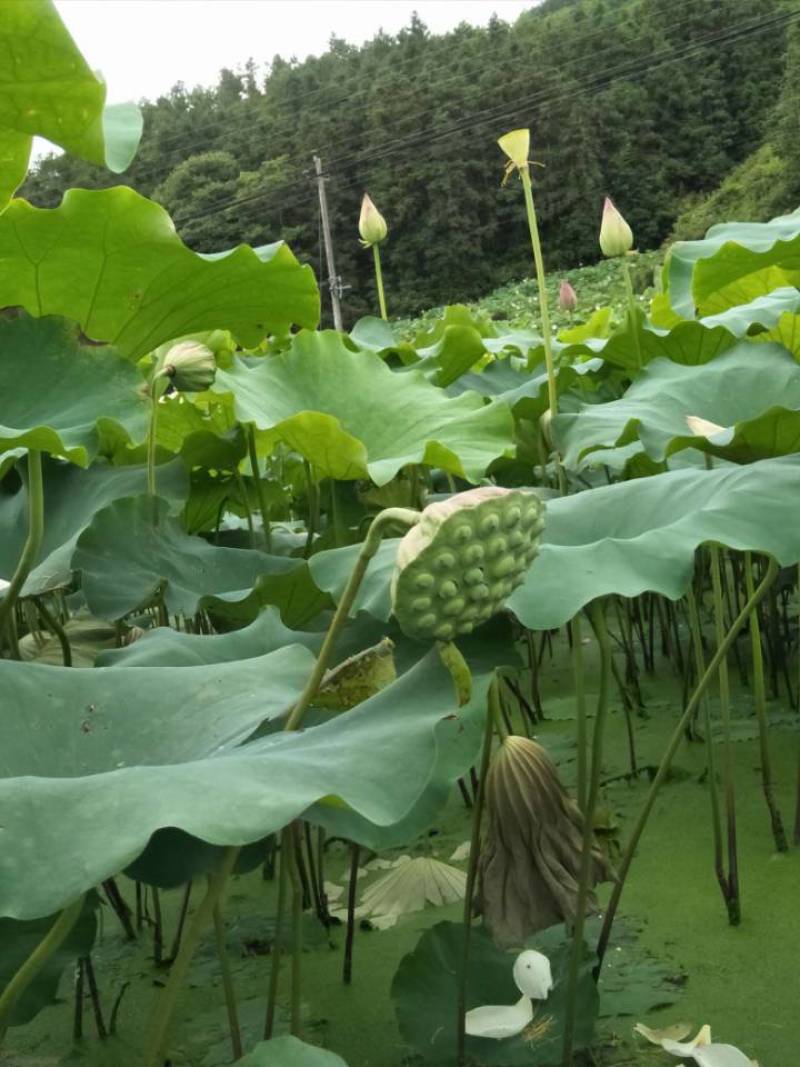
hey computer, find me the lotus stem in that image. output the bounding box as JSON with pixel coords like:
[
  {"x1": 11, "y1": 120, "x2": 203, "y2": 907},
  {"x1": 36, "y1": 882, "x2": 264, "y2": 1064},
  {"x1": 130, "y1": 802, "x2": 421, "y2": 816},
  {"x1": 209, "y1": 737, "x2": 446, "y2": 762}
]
[
  {"x1": 562, "y1": 599, "x2": 611, "y2": 1067},
  {"x1": 247, "y1": 424, "x2": 272, "y2": 552},
  {"x1": 595, "y1": 558, "x2": 779, "y2": 973},
  {"x1": 264, "y1": 841, "x2": 290, "y2": 1039},
  {"x1": 0, "y1": 893, "x2": 85, "y2": 1045},
  {"x1": 620, "y1": 257, "x2": 643, "y2": 371},
  {"x1": 456, "y1": 677, "x2": 498, "y2": 1067},
  {"x1": 288, "y1": 823, "x2": 304, "y2": 1036},
  {"x1": 284, "y1": 507, "x2": 420, "y2": 733},
  {"x1": 0, "y1": 449, "x2": 44, "y2": 654},
  {"x1": 372, "y1": 243, "x2": 388, "y2": 321},
  {"x1": 744, "y1": 552, "x2": 787, "y2": 852},
  {"x1": 572, "y1": 613, "x2": 588, "y2": 812},
  {"x1": 212, "y1": 898, "x2": 242, "y2": 1059},
  {"x1": 686, "y1": 586, "x2": 726, "y2": 896},
  {"x1": 342, "y1": 844, "x2": 360, "y2": 985},
  {"x1": 519, "y1": 168, "x2": 556, "y2": 418},
  {"x1": 35, "y1": 595, "x2": 71, "y2": 667},
  {"x1": 710, "y1": 543, "x2": 740, "y2": 924},
  {"x1": 144, "y1": 847, "x2": 239, "y2": 1067},
  {"x1": 146, "y1": 382, "x2": 159, "y2": 501}
]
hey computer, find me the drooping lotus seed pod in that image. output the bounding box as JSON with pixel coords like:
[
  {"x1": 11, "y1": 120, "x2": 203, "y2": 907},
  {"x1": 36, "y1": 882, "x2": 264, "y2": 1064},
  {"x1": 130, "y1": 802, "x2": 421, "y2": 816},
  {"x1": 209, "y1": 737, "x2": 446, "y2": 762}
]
[
  {"x1": 390, "y1": 486, "x2": 545, "y2": 643},
  {"x1": 160, "y1": 340, "x2": 216, "y2": 393},
  {"x1": 476, "y1": 735, "x2": 614, "y2": 947},
  {"x1": 558, "y1": 279, "x2": 578, "y2": 312},
  {"x1": 599, "y1": 196, "x2": 633, "y2": 258},
  {"x1": 359, "y1": 193, "x2": 388, "y2": 247}
]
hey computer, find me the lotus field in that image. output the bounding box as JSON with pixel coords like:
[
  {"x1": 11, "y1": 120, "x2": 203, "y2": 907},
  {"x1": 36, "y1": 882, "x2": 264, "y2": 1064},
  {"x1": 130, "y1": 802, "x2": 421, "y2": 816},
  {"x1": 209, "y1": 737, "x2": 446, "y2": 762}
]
[{"x1": 1, "y1": 5, "x2": 799, "y2": 1067}]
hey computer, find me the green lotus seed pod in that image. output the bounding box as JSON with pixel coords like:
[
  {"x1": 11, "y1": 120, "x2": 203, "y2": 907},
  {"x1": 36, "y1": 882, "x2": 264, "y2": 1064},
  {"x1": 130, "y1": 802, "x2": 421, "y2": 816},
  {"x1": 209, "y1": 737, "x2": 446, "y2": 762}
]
[
  {"x1": 390, "y1": 486, "x2": 546, "y2": 642},
  {"x1": 462, "y1": 544, "x2": 485, "y2": 565},
  {"x1": 159, "y1": 340, "x2": 216, "y2": 393}
]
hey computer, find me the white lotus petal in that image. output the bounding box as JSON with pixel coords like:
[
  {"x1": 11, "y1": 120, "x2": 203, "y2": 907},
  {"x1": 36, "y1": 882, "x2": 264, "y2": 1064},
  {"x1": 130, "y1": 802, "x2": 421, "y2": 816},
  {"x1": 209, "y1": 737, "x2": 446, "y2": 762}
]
[
  {"x1": 323, "y1": 881, "x2": 344, "y2": 902},
  {"x1": 662, "y1": 1024, "x2": 712, "y2": 1056},
  {"x1": 693, "y1": 1044, "x2": 754, "y2": 1067},
  {"x1": 512, "y1": 950, "x2": 553, "y2": 1000},
  {"x1": 635, "y1": 1022, "x2": 693, "y2": 1045},
  {"x1": 686, "y1": 415, "x2": 727, "y2": 438},
  {"x1": 358, "y1": 857, "x2": 466, "y2": 925},
  {"x1": 464, "y1": 995, "x2": 533, "y2": 1040},
  {"x1": 450, "y1": 841, "x2": 471, "y2": 862}
]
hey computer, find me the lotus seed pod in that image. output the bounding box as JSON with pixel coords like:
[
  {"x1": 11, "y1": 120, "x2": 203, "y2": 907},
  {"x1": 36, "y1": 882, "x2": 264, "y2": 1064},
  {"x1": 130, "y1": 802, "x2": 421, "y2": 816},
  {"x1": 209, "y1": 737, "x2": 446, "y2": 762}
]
[
  {"x1": 558, "y1": 279, "x2": 577, "y2": 312},
  {"x1": 160, "y1": 340, "x2": 216, "y2": 393},
  {"x1": 390, "y1": 486, "x2": 545, "y2": 642},
  {"x1": 358, "y1": 193, "x2": 388, "y2": 247},
  {"x1": 599, "y1": 196, "x2": 633, "y2": 258}
]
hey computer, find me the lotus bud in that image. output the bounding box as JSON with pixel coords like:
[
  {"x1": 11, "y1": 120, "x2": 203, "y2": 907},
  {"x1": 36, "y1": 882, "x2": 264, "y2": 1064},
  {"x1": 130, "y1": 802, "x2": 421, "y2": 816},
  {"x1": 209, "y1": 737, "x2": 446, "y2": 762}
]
[
  {"x1": 159, "y1": 340, "x2": 216, "y2": 393},
  {"x1": 476, "y1": 735, "x2": 614, "y2": 946},
  {"x1": 599, "y1": 196, "x2": 634, "y2": 258},
  {"x1": 558, "y1": 279, "x2": 578, "y2": 312},
  {"x1": 359, "y1": 193, "x2": 388, "y2": 247},
  {"x1": 498, "y1": 128, "x2": 530, "y2": 170},
  {"x1": 390, "y1": 486, "x2": 545, "y2": 643},
  {"x1": 539, "y1": 408, "x2": 553, "y2": 447}
]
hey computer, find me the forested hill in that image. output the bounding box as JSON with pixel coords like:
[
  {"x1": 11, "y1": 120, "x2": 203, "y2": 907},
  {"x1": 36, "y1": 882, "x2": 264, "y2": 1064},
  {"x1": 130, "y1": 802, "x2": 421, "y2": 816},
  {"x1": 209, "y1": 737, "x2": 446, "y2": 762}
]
[{"x1": 22, "y1": 0, "x2": 800, "y2": 321}]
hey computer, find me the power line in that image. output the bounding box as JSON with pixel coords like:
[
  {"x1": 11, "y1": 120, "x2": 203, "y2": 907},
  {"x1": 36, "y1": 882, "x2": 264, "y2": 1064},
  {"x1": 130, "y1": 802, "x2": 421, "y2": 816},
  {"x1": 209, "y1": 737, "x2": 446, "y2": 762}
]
[
  {"x1": 172, "y1": 6, "x2": 799, "y2": 230},
  {"x1": 132, "y1": 0, "x2": 712, "y2": 177}
]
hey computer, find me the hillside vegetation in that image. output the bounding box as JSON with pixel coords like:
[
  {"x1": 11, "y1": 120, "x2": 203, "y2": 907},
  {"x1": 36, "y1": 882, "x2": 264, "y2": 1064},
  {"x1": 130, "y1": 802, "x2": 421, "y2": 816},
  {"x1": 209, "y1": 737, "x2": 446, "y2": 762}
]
[{"x1": 23, "y1": 0, "x2": 799, "y2": 321}]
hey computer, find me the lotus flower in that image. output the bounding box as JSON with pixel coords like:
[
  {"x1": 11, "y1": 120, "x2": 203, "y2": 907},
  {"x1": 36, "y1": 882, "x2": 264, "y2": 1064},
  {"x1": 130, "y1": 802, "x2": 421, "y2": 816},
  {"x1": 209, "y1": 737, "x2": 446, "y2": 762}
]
[
  {"x1": 358, "y1": 193, "x2": 388, "y2": 247},
  {"x1": 390, "y1": 486, "x2": 545, "y2": 643},
  {"x1": 599, "y1": 197, "x2": 633, "y2": 258},
  {"x1": 498, "y1": 128, "x2": 530, "y2": 170},
  {"x1": 464, "y1": 949, "x2": 552, "y2": 1040}
]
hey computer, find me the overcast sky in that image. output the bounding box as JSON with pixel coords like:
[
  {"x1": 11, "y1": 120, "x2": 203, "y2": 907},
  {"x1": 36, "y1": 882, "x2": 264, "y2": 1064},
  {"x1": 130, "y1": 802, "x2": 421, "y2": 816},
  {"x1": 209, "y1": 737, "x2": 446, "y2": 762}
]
[{"x1": 54, "y1": 1, "x2": 534, "y2": 104}]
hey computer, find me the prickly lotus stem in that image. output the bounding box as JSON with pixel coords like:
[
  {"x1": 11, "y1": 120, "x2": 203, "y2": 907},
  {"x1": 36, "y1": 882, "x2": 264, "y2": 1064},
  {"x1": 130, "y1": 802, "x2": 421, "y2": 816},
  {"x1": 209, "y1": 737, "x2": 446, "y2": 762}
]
[
  {"x1": 390, "y1": 487, "x2": 545, "y2": 643},
  {"x1": 476, "y1": 735, "x2": 613, "y2": 947},
  {"x1": 157, "y1": 340, "x2": 216, "y2": 393}
]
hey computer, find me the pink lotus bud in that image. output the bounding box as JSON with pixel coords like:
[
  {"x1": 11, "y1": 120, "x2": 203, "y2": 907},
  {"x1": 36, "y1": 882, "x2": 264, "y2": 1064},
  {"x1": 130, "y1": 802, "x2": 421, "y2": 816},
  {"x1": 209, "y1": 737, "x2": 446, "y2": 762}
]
[
  {"x1": 558, "y1": 280, "x2": 577, "y2": 312},
  {"x1": 599, "y1": 197, "x2": 633, "y2": 257}
]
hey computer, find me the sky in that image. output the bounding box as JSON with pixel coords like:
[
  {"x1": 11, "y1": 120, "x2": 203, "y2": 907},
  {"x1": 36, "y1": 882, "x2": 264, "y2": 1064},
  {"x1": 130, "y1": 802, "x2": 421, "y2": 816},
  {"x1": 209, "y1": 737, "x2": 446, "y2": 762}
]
[{"x1": 54, "y1": 1, "x2": 535, "y2": 104}]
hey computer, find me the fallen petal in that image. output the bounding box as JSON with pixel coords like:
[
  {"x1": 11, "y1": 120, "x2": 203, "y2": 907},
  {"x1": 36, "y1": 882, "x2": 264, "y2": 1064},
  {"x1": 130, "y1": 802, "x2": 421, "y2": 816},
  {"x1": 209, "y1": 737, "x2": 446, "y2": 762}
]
[
  {"x1": 635, "y1": 1022, "x2": 693, "y2": 1045},
  {"x1": 693, "y1": 1044, "x2": 755, "y2": 1067},
  {"x1": 662, "y1": 1024, "x2": 712, "y2": 1056},
  {"x1": 464, "y1": 995, "x2": 533, "y2": 1040}
]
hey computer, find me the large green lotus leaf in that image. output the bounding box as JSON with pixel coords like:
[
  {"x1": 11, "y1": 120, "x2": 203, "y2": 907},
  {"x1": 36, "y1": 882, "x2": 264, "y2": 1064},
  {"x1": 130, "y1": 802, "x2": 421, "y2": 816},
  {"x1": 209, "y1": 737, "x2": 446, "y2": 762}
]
[
  {"x1": 72, "y1": 495, "x2": 303, "y2": 620},
  {"x1": 447, "y1": 360, "x2": 603, "y2": 421},
  {"x1": 554, "y1": 342, "x2": 800, "y2": 470},
  {"x1": 509, "y1": 454, "x2": 800, "y2": 630},
  {"x1": 96, "y1": 607, "x2": 322, "y2": 668},
  {"x1": 0, "y1": 188, "x2": 319, "y2": 358},
  {"x1": 308, "y1": 538, "x2": 398, "y2": 621},
  {"x1": 212, "y1": 331, "x2": 514, "y2": 485},
  {"x1": 0, "y1": 892, "x2": 100, "y2": 1027},
  {"x1": 0, "y1": 455, "x2": 187, "y2": 595},
  {"x1": 239, "y1": 1038, "x2": 349, "y2": 1067},
  {"x1": 392, "y1": 921, "x2": 597, "y2": 1066},
  {"x1": 664, "y1": 209, "x2": 800, "y2": 318},
  {"x1": 0, "y1": 314, "x2": 147, "y2": 463},
  {"x1": 751, "y1": 309, "x2": 800, "y2": 359},
  {"x1": 207, "y1": 565, "x2": 332, "y2": 632},
  {"x1": 0, "y1": 651, "x2": 489, "y2": 919},
  {"x1": 0, "y1": 0, "x2": 142, "y2": 210}
]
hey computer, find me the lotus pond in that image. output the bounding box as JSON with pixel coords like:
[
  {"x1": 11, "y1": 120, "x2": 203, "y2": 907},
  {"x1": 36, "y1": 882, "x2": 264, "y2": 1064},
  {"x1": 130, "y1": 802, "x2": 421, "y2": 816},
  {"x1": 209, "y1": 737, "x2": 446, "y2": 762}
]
[{"x1": 1, "y1": 5, "x2": 799, "y2": 1067}]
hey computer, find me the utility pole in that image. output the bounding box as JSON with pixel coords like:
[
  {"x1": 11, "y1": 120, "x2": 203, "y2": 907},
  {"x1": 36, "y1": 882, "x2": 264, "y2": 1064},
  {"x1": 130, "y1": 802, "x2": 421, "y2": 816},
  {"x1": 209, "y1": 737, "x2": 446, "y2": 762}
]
[{"x1": 313, "y1": 153, "x2": 344, "y2": 331}]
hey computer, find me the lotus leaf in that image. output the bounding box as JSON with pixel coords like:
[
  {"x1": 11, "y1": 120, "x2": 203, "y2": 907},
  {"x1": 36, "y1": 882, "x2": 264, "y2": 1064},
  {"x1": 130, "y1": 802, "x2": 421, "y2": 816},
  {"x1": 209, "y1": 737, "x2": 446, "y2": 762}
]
[
  {"x1": 0, "y1": 314, "x2": 147, "y2": 464},
  {"x1": 0, "y1": 454, "x2": 187, "y2": 596},
  {"x1": 553, "y1": 342, "x2": 800, "y2": 469},
  {"x1": 212, "y1": 330, "x2": 514, "y2": 484},
  {"x1": 0, "y1": 0, "x2": 142, "y2": 209},
  {"x1": 72, "y1": 495, "x2": 303, "y2": 620},
  {"x1": 0, "y1": 651, "x2": 489, "y2": 918},
  {"x1": 0, "y1": 188, "x2": 319, "y2": 357}
]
